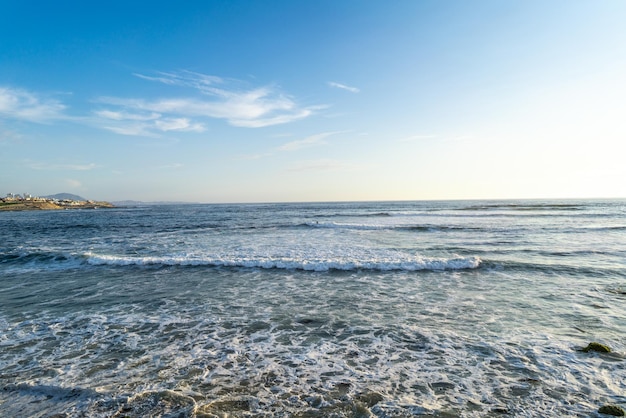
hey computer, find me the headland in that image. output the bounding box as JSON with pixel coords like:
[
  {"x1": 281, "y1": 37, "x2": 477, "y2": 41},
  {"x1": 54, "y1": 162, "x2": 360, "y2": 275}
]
[{"x1": 0, "y1": 193, "x2": 114, "y2": 211}]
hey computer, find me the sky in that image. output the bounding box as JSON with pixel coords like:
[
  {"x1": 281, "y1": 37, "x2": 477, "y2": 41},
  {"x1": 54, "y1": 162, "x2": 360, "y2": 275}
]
[{"x1": 1, "y1": 0, "x2": 625, "y2": 203}]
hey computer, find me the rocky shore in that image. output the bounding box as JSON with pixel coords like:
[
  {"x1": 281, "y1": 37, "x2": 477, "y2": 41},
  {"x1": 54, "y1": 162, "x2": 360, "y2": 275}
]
[{"x1": 0, "y1": 200, "x2": 114, "y2": 211}]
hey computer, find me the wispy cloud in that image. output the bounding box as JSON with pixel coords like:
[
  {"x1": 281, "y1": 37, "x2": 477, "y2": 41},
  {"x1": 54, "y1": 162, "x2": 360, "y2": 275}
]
[
  {"x1": 233, "y1": 131, "x2": 343, "y2": 161},
  {"x1": 100, "y1": 123, "x2": 158, "y2": 137},
  {"x1": 134, "y1": 70, "x2": 224, "y2": 94},
  {"x1": 1, "y1": 71, "x2": 321, "y2": 137},
  {"x1": 328, "y1": 81, "x2": 360, "y2": 93},
  {"x1": 0, "y1": 126, "x2": 22, "y2": 143},
  {"x1": 93, "y1": 107, "x2": 205, "y2": 136},
  {"x1": 27, "y1": 161, "x2": 97, "y2": 171},
  {"x1": 277, "y1": 131, "x2": 341, "y2": 151},
  {"x1": 155, "y1": 117, "x2": 204, "y2": 132},
  {"x1": 93, "y1": 109, "x2": 160, "y2": 121},
  {"x1": 91, "y1": 71, "x2": 320, "y2": 133},
  {"x1": 158, "y1": 163, "x2": 184, "y2": 169},
  {"x1": 0, "y1": 87, "x2": 67, "y2": 123}
]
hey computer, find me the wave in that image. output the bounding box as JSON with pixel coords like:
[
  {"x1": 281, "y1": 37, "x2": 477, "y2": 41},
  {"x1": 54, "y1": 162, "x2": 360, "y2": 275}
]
[
  {"x1": 482, "y1": 259, "x2": 626, "y2": 277},
  {"x1": 84, "y1": 252, "x2": 481, "y2": 272},
  {"x1": 311, "y1": 212, "x2": 393, "y2": 218},
  {"x1": 581, "y1": 225, "x2": 626, "y2": 232},
  {"x1": 459, "y1": 203, "x2": 584, "y2": 211},
  {"x1": 302, "y1": 222, "x2": 481, "y2": 232},
  {"x1": 0, "y1": 249, "x2": 73, "y2": 265},
  {"x1": 303, "y1": 222, "x2": 402, "y2": 230}
]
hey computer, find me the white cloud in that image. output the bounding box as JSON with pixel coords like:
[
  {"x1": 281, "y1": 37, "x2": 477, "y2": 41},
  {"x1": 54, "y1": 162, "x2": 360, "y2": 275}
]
[
  {"x1": 94, "y1": 107, "x2": 205, "y2": 136},
  {"x1": 277, "y1": 131, "x2": 341, "y2": 151},
  {"x1": 134, "y1": 70, "x2": 224, "y2": 93},
  {"x1": 100, "y1": 71, "x2": 320, "y2": 129},
  {"x1": 0, "y1": 87, "x2": 67, "y2": 122},
  {"x1": 94, "y1": 109, "x2": 161, "y2": 121},
  {"x1": 154, "y1": 117, "x2": 204, "y2": 132},
  {"x1": 101, "y1": 123, "x2": 157, "y2": 137},
  {"x1": 328, "y1": 81, "x2": 360, "y2": 93},
  {"x1": 158, "y1": 163, "x2": 184, "y2": 169},
  {"x1": 66, "y1": 163, "x2": 96, "y2": 171},
  {"x1": 95, "y1": 92, "x2": 313, "y2": 131},
  {"x1": 1, "y1": 71, "x2": 320, "y2": 138},
  {"x1": 229, "y1": 108, "x2": 314, "y2": 128},
  {"x1": 28, "y1": 161, "x2": 97, "y2": 171}
]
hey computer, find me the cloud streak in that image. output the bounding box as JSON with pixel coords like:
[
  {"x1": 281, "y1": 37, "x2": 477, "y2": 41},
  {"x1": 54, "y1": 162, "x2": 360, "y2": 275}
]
[
  {"x1": 328, "y1": 82, "x2": 360, "y2": 93},
  {"x1": 0, "y1": 87, "x2": 67, "y2": 123},
  {"x1": 277, "y1": 131, "x2": 341, "y2": 151},
  {"x1": 27, "y1": 161, "x2": 97, "y2": 171},
  {"x1": 91, "y1": 71, "x2": 320, "y2": 134},
  {"x1": 232, "y1": 131, "x2": 343, "y2": 162},
  {"x1": 133, "y1": 70, "x2": 224, "y2": 94},
  {"x1": 1, "y1": 71, "x2": 321, "y2": 137},
  {"x1": 93, "y1": 106, "x2": 205, "y2": 136}
]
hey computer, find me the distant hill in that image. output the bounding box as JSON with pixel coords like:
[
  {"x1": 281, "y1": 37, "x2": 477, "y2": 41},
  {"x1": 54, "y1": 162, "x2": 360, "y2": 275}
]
[
  {"x1": 111, "y1": 200, "x2": 145, "y2": 206},
  {"x1": 44, "y1": 193, "x2": 88, "y2": 201}
]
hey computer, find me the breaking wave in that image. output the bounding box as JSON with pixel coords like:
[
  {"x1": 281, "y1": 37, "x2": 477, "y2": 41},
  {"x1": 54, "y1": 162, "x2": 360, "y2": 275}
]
[{"x1": 84, "y1": 252, "x2": 481, "y2": 272}]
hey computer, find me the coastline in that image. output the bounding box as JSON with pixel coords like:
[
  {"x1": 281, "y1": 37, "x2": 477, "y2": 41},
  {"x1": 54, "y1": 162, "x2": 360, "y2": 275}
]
[{"x1": 0, "y1": 200, "x2": 114, "y2": 211}]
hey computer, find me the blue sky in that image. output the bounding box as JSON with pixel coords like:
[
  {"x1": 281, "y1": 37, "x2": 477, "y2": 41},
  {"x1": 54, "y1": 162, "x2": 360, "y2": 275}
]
[{"x1": 1, "y1": 0, "x2": 625, "y2": 202}]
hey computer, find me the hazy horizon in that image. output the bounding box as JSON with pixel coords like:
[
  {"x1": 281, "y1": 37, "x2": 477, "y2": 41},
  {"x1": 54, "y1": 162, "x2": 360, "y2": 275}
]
[
  {"x1": 8, "y1": 193, "x2": 625, "y2": 206},
  {"x1": 2, "y1": 1, "x2": 625, "y2": 203}
]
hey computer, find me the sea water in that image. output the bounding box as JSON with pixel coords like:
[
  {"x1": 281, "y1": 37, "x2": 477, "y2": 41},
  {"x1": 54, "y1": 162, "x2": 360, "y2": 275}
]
[{"x1": 1, "y1": 200, "x2": 625, "y2": 417}]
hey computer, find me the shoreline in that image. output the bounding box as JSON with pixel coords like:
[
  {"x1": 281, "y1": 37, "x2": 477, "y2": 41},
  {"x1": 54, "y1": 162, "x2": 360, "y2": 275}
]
[{"x1": 0, "y1": 201, "x2": 115, "y2": 211}]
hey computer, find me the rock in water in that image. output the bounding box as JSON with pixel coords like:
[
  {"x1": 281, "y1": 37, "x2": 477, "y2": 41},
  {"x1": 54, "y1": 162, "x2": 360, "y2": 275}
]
[
  {"x1": 356, "y1": 391, "x2": 384, "y2": 408},
  {"x1": 582, "y1": 342, "x2": 612, "y2": 353},
  {"x1": 112, "y1": 390, "x2": 196, "y2": 417},
  {"x1": 598, "y1": 404, "x2": 625, "y2": 416}
]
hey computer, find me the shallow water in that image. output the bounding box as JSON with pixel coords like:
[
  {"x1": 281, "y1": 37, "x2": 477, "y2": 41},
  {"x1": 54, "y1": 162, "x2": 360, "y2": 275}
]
[{"x1": 1, "y1": 200, "x2": 625, "y2": 416}]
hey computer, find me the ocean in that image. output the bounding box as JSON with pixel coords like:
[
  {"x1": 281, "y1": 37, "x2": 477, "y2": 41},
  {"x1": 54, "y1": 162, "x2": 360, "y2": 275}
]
[{"x1": 1, "y1": 200, "x2": 625, "y2": 417}]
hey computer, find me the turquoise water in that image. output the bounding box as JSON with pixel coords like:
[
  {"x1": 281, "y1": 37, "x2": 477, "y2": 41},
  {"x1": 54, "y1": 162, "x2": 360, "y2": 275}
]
[{"x1": 1, "y1": 200, "x2": 625, "y2": 416}]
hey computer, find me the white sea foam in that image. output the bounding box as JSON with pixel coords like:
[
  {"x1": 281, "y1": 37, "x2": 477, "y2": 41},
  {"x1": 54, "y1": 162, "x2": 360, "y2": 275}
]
[
  {"x1": 1, "y1": 303, "x2": 620, "y2": 417},
  {"x1": 2, "y1": 200, "x2": 625, "y2": 417},
  {"x1": 84, "y1": 251, "x2": 481, "y2": 271}
]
